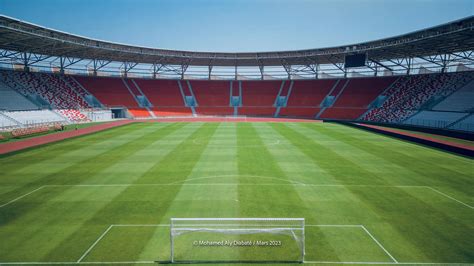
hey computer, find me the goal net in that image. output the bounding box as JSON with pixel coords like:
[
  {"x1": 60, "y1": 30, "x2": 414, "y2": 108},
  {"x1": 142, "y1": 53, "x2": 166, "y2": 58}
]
[{"x1": 170, "y1": 218, "x2": 305, "y2": 263}]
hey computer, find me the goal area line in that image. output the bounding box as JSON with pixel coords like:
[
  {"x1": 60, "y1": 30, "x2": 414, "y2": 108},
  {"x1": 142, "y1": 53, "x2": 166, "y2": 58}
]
[{"x1": 73, "y1": 224, "x2": 397, "y2": 264}]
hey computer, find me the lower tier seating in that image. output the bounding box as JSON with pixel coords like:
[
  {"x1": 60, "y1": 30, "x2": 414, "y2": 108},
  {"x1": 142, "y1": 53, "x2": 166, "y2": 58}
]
[
  {"x1": 403, "y1": 111, "x2": 467, "y2": 128},
  {"x1": 278, "y1": 107, "x2": 320, "y2": 118},
  {"x1": 449, "y1": 114, "x2": 474, "y2": 131},
  {"x1": 319, "y1": 108, "x2": 368, "y2": 120},
  {"x1": 195, "y1": 107, "x2": 234, "y2": 116},
  {"x1": 57, "y1": 109, "x2": 90, "y2": 122},
  {"x1": 0, "y1": 114, "x2": 19, "y2": 128},
  {"x1": 152, "y1": 107, "x2": 193, "y2": 117},
  {"x1": 129, "y1": 108, "x2": 152, "y2": 118},
  {"x1": 3, "y1": 110, "x2": 67, "y2": 125},
  {"x1": 238, "y1": 107, "x2": 276, "y2": 116}
]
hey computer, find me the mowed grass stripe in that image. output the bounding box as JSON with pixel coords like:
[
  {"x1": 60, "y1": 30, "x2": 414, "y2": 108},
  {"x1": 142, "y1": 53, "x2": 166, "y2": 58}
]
[
  {"x1": 253, "y1": 123, "x2": 396, "y2": 262},
  {"x1": 0, "y1": 123, "x2": 200, "y2": 262},
  {"x1": 0, "y1": 123, "x2": 187, "y2": 262},
  {"x1": 303, "y1": 123, "x2": 473, "y2": 187},
  {"x1": 80, "y1": 123, "x2": 219, "y2": 262},
  {"x1": 0, "y1": 123, "x2": 154, "y2": 208},
  {"x1": 0, "y1": 123, "x2": 149, "y2": 187},
  {"x1": 0, "y1": 122, "x2": 141, "y2": 165},
  {"x1": 236, "y1": 123, "x2": 345, "y2": 261},
  {"x1": 300, "y1": 123, "x2": 474, "y2": 209},
  {"x1": 273, "y1": 123, "x2": 473, "y2": 263}
]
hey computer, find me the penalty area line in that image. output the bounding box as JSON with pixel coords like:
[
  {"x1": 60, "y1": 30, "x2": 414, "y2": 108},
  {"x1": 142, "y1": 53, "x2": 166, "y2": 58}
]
[
  {"x1": 0, "y1": 186, "x2": 45, "y2": 208},
  {"x1": 427, "y1": 187, "x2": 473, "y2": 209}
]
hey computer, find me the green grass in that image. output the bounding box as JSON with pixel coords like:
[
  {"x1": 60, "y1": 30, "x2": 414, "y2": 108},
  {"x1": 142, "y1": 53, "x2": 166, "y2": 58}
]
[{"x1": 0, "y1": 122, "x2": 472, "y2": 265}]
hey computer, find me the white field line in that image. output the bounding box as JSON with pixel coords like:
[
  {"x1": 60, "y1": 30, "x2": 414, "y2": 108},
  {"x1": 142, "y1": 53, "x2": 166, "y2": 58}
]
[
  {"x1": 0, "y1": 262, "x2": 155, "y2": 265},
  {"x1": 1, "y1": 184, "x2": 471, "y2": 210},
  {"x1": 0, "y1": 186, "x2": 45, "y2": 208},
  {"x1": 360, "y1": 225, "x2": 398, "y2": 263},
  {"x1": 76, "y1": 225, "x2": 114, "y2": 263},
  {"x1": 0, "y1": 224, "x2": 471, "y2": 266},
  {"x1": 0, "y1": 262, "x2": 472, "y2": 266},
  {"x1": 427, "y1": 187, "x2": 473, "y2": 209},
  {"x1": 303, "y1": 262, "x2": 473, "y2": 265}
]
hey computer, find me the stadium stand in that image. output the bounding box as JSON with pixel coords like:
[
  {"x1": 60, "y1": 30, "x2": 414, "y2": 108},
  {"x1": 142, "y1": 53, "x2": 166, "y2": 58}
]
[
  {"x1": 75, "y1": 76, "x2": 138, "y2": 107},
  {"x1": 0, "y1": 71, "x2": 90, "y2": 122},
  {"x1": 286, "y1": 80, "x2": 335, "y2": 107},
  {"x1": 63, "y1": 75, "x2": 92, "y2": 99},
  {"x1": 191, "y1": 80, "x2": 230, "y2": 106},
  {"x1": 0, "y1": 113, "x2": 20, "y2": 128},
  {"x1": 135, "y1": 79, "x2": 185, "y2": 106},
  {"x1": 449, "y1": 113, "x2": 474, "y2": 131},
  {"x1": 129, "y1": 108, "x2": 152, "y2": 118},
  {"x1": 319, "y1": 107, "x2": 368, "y2": 120},
  {"x1": 319, "y1": 77, "x2": 396, "y2": 120},
  {"x1": 0, "y1": 80, "x2": 38, "y2": 111},
  {"x1": 432, "y1": 80, "x2": 474, "y2": 112},
  {"x1": 195, "y1": 107, "x2": 234, "y2": 116},
  {"x1": 332, "y1": 77, "x2": 396, "y2": 108},
  {"x1": 3, "y1": 110, "x2": 66, "y2": 125},
  {"x1": 361, "y1": 72, "x2": 474, "y2": 123},
  {"x1": 403, "y1": 111, "x2": 468, "y2": 128},
  {"x1": 278, "y1": 107, "x2": 320, "y2": 118},
  {"x1": 239, "y1": 107, "x2": 276, "y2": 116},
  {"x1": 0, "y1": 69, "x2": 473, "y2": 131},
  {"x1": 152, "y1": 107, "x2": 193, "y2": 117},
  {"x1": 241, "y1": 81, "x2": 281, "y2": 106}
]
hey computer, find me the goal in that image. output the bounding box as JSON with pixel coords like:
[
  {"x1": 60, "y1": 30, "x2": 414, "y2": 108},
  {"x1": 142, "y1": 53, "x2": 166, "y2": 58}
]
[{"x1": 170, "y1": 218, "x2": 305, "y2": 263}]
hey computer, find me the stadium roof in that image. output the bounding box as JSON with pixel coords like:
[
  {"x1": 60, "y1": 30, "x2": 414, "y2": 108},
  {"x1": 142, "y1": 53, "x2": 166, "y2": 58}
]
[{"x1": 0, "y1": 14, "x2": 473, "y2": 67}]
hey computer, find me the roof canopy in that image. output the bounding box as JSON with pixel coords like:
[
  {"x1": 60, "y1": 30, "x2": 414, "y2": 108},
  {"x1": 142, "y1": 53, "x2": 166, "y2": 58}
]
[{"x1": 0, "y1": 15, "x2": 473, "y2": 67}]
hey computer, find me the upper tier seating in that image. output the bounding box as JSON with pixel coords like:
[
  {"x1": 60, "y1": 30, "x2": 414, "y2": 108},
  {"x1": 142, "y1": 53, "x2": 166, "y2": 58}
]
[
  {"x1": 241, "y1": 81, "x2": 281, "y2": 106},
  {"x1": 362, "y1": 72, "x2": 473, "y2": 123},
  {"x1": 286, "y1": 80, "x2": 335, "y2": 107},
  {"x1": 135, "y1": 79, "x2": 185, "y2": 106},
  {"x1": 332, "y1": 77, "x2": 396, "y2": 108},
  {"x1": 0, "y1": 81, "x2": 38, "y2": 111},
  {"x1": 403, "y1": 111, "x2": 468, "y2": 128},
  {"x1": 191, "y1": 80, "x2": 230, "y2": 106},
  {"x1": 0, "y1": 71, "x2": 90, "y2": 122},
  {"x1": 432, "y1": 80, "x2": 474, "y2": 112},
  {"x1": 1, "y1": 71, "x2": 89, "y2": 109},
  {"x1": 63, "y1": 76, "x2": 91, "y2": 99},
  {"x1": 3, "y1": 110, "x2": 66, "y2": 125},
  {"x1": 75, "y1": 76, "x2": 138, "y2": 107}
]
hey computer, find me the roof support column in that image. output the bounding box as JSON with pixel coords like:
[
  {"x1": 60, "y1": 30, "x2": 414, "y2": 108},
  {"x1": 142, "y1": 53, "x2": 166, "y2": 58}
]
[{"x1": 208, "y1": 65, "x2": 213, "y2": 80}]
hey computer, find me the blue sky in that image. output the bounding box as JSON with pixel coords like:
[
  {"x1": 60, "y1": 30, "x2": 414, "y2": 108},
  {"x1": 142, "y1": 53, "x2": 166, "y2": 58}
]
[{"x1": 0, "y1": 0, "x2": 472, "y2": 52}]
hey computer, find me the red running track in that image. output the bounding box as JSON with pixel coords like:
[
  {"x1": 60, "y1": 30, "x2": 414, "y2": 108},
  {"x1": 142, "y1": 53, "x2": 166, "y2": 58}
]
[
  {"x1": 0, "y1": 120, "x2": 134, "y2": 155},
  {"x1": 146, "y1": 117, "x2": 321, "y2": 123},
  {"x1": 356, "y1": 123, "x2": 474, "y2": 152}
]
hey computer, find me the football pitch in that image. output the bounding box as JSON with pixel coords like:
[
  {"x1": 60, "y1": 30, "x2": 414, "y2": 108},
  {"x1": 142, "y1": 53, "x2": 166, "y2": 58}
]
[{"x1": 0, "y1": 122, "x2": 472, "y2": 265}]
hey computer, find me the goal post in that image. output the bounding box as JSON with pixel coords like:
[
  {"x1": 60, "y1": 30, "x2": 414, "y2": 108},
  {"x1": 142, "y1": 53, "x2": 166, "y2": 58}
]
[{"x1": 170, "y1": 218, "x2": 305, "y2": 263}]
